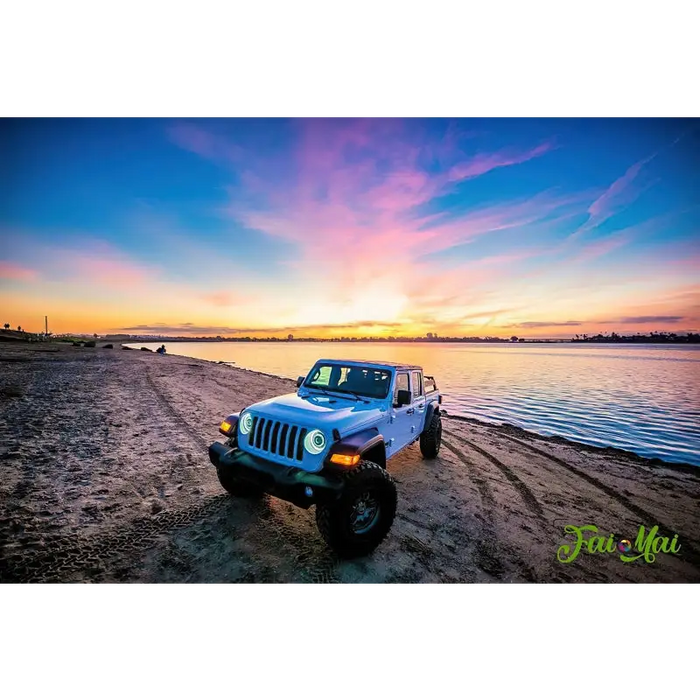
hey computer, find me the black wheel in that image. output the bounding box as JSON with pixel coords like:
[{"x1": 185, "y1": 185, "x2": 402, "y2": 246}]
[
  {"x1": 419, "y1": 412, "x2": 442, "y2": 458},
  {"x1": 216, "y1": 463, "x2": 265, "y2": 499},
  {"x1": 315, "y1": 461, "x2": 397, "y2": 558}
]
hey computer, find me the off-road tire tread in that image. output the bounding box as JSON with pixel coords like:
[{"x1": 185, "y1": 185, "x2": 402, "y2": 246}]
[
  {"x1": 315, "y1": 460, "x2": 397, "y2": 558},
  {"x1": 420, "y1": 412, "x2": 442, "y2": 458}
]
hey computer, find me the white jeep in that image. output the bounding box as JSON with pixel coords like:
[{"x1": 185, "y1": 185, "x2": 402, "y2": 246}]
[{"x1": 209, "y1": 359, "x2": 443, "y2": 557}]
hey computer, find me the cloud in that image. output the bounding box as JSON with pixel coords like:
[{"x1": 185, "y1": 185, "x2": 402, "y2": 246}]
[
  {"x1": 119, "y1": 319, "x2": 408, "y2": 335},
  {"x1": 448, "y1": 141, "x2": 554, "y2": 182},
  {"x1": 201, "y1": 291, "x2": 236, "y2": 307},
  {"x1": 587, "y1": 155, "x2": 655, "y2": 222},
  {"x1": 570, "y1": 152, "x2": 663, "y2": 241},
  {"x1": 168, "y1": 122, "x2": 244, "y2": 163},
  {"x1": 574, "y1": 232, "x2": 631, "y2": 262},
  {"x1": 609, "y1": 315, "x2": 685, "y2": 324},
  {"x1": 514, "y1": 320, "x2": 583, "y2": 328},
  {"x1": 0, "y1": 261, "x2": 39, "y2": 281},
  {"x1": 457, "y1": 307, "x2": 524, "y2": 322},
  {"x1": 172, "y1": 120, "x2": 575, "y2": 329}
]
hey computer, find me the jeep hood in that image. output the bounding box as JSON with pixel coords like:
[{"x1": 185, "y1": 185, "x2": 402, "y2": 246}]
[{"x1": 247, "y1": 392, "x2": 385, "y2": 437}]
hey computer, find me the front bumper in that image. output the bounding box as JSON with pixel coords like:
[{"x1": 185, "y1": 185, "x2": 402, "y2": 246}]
[{"x1": 208, "y1": 441, "x2": 344, "y2": 508}]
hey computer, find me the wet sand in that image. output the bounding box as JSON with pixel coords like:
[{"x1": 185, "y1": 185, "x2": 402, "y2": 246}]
[{"x1": 1, "y1": 342, "x2": 698, "y2": 583}]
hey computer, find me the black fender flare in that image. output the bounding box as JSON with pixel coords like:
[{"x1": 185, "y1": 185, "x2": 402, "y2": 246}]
[
  {"x1": 423, "y1": 401, "x2": 440, "y2": 432},
  {"x1": 325, "y1": 427, "x2": 387, "y2": 469}
]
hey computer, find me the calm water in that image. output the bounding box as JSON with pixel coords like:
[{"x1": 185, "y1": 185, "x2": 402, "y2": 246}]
[{"x1": 133, "y1": 341, "x2": 700, "y2": 466}]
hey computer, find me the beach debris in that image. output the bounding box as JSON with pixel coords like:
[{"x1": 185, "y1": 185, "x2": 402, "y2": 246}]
[
  {"x1": 103, "y1": 343, "x2": 114, "y2": 349},
  {"x1": 83, "y1": 340, "x2": 96, "y2": 348},
  {"x1": 140, "y1": 347, "x2": 152, "y2": 352},
  {"x1": 150, "y1": 500, "x2": 164, "y2": 515}
]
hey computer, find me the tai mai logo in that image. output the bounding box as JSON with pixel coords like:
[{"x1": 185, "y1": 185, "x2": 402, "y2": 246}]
[{"x1": 557, "y1": 525, "x2": 681, "y2": 564}]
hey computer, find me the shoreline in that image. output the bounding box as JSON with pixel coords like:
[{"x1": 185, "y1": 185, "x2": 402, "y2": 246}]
[
  {"x1": 1, "y1": 341, "x2": 698, "y2": 583},
  {"x1": 124, "y1": 343, "x2": 700, "y2": 473}
]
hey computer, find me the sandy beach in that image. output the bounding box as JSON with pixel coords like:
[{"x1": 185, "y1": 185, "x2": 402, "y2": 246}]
[{"x1": 1, "y1": 341, "x2": 698, "y2": 583}]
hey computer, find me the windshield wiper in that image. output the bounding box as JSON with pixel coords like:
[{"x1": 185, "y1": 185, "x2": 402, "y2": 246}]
[
  {"x1": 305, "y1": 385, "x2": 368, "y2": 403},
  {"x1": 332, "y1": 388, "x2": 370, "y2": 403},
  {"x1": 304, "y1": 385, "x2": 334, "y2": 399}
]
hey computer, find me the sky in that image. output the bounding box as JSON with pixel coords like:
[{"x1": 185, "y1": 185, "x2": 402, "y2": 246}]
[{"x1": 1, "y1": 118, "x2": 698, "y2": 338}]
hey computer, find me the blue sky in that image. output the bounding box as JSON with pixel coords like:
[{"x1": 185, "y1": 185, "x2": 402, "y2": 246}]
[{"x1": 1, "y1": 118, "x2": 698, "y2": 336}]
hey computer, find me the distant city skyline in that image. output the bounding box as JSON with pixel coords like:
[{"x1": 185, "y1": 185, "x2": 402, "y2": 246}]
[{"x1": 1, "y1": 118, "x2": 698, "y2": 338}]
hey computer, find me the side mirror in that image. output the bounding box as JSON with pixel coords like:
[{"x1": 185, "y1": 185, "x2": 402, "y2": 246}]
[
  {"x1": 296, "y1": 376, "x2": 305, "y2": 388},
  {"x1": 396, "y1": 389, "x2": 412, "y2": 407}
]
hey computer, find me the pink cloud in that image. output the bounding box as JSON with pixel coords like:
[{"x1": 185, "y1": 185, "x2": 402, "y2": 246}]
[
  {"x1": 0, "y1": 261, "x2": 39, "y2": 281},
  {"x1": 38, "y1": 241, "x2": 158, "y2": 289},
  {"x1": 201, "y1": 291, "x2": 236, "y2": 306},
  {"x1": 170, "y1": 120, "x2": 577, "y2": 323},
  {"x1": 70, "y1": 251, "x2": 151, "y2": 286},
  {"x1": 448, "y1": 141, "x2": 554, "y2": 182},
  {"x1": 569, "y1": 154, "x2": 659, "y2": 241},
  {"x1": 574, "y1": 232, "x2": 631, "y2": 263}
]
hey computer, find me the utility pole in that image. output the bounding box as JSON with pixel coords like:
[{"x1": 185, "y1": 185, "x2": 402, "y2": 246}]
[{"x1": 45, "y1": 315, "x2": 48, "y2": 335}]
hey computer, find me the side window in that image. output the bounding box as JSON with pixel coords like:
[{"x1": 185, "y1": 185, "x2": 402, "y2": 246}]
[
  {"x1": 394, "y1": 372, "x2": 409, "y2": 403},
  {"x1": 411, "y1": 371, "x2": 423, "y2": 398}
]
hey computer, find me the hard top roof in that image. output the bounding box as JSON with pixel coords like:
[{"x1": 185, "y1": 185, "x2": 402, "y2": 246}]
[{"x1": 315, "y1": 358, "x2": 422, "y2": 371}]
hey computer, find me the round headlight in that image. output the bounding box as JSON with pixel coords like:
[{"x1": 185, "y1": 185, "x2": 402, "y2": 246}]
[
  {"x1": 304, "y1": 429, "x2": 326, "y2": 455},
  {"x1": 240, "y1": 412, "x2": 253, "y2": 435}
]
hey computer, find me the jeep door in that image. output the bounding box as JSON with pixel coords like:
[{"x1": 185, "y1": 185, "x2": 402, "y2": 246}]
[
  {"x1": 386, "y1": 370, "x2": 418, "y2": 455},
  {"x1": 410, "y1": 369, "x2": 427, "y2": 430}
]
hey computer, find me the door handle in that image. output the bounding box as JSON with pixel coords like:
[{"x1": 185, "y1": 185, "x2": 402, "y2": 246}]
[{"x1": 406, "y1": 408, "x2": 415, "y2": 415}]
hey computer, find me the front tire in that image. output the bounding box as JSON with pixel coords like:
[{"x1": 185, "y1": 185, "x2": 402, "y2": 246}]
[
  {"x1": 316, "y1": 461, "x2": 397, "y2": 558},
  {"x1": 419, "y1": 413, "x2": 442, "y2": 458},
  {"x1": 216, "y1": 463, "x2": 265, "y2": 499}
]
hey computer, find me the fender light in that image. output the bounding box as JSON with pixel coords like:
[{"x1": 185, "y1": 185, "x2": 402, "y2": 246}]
[
  {"x1": 329, "y1": 453, "x2": 360, "y2": 467},
  {"x1": 219, "y1": 414, "x2": 239, "y2": 437}
]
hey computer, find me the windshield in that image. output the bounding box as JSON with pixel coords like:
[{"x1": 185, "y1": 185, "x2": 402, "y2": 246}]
[{"x1": 303, "y1": 363, "x2": 392, "y2": 400}]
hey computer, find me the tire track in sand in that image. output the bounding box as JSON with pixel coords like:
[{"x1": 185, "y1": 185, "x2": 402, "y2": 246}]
[
  {"x1": 440, "y1": 440, "x2": 496, "y2": 513},
  {"x1": 444, "y1": 431, "x2": 546, "y2": 522},
  {"x1": 0, "y1": 495, "x2": 233, "y2": 582},
  {"x1": 439, "y1": 440, "x2": 512, "y2": 578},
  {"x1": 495, "y1": 433, "x2": 700, "y2": 567},
  {"x1": 145, "y1": 371, "x2": 209, "y2": 452}
]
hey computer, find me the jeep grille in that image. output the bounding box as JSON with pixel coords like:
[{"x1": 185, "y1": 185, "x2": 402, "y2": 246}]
[{"x1": 249, "y1": 416, "x2": 308, "y2": 462}]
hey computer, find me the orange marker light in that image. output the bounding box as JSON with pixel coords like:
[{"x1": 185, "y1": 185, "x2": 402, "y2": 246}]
[
  {"x1": 330, "y1": 453, "x2": 360, "y2": 467},
  {"x1": 219, "y1": 420, "x2": 233, "y2": 434}
]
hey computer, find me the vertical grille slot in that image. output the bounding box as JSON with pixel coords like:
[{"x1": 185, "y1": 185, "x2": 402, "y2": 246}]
[
  {"x1": 287, "y1": 426, "x2": 298, "y2": 458},
  {"x1": 263, "y1": 420, "x2": 273, "y2": 451},
  {"x1": 250, "y1": 416, "x2": 258, "y2": 445},
  {"x1": 255, "y1": 417, "x2": 265, "y2": 449},
  {"x1": 270, "y1": 422, "x2": 281, "y2": 454},
  {"x1": 296, "y1": 428, "x2": 307, "y2": 461},
  {"x1": 279, "y1": 424, "x2": 289, "y2": 456}
]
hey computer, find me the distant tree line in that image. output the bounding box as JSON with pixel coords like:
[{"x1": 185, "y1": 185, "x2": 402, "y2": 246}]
[{"x1": 571, "y1": 331, "x2": 700, "y2": 344}]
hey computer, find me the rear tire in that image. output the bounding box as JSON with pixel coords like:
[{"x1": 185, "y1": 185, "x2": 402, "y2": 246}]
[
  {"x1": 420, "y1": 413, "x2": 442, "y2": 458},
  {"x1": 316, "y1": 461, "x2": 397, "y2": 558},
  {"x1": 216, "y1": 463, "x2": 265, "y2": 499}
]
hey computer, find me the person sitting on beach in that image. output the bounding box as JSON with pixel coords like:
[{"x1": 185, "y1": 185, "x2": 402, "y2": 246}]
[{"x1": 157, "y1": 344, "x2": 166, "y2": 355}]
